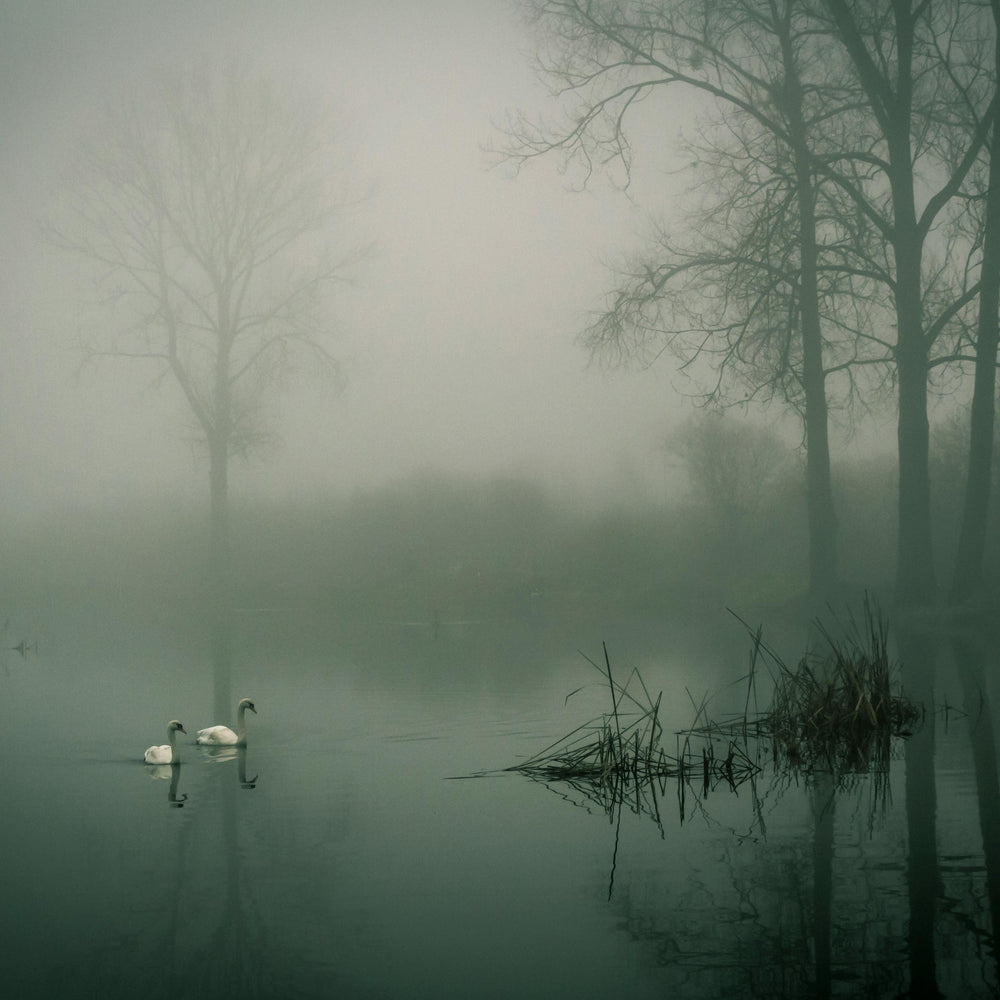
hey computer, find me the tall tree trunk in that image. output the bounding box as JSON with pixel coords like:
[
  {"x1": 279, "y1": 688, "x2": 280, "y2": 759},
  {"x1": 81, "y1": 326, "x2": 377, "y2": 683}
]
[
  {"x1": 825, "y1": 0, "x2": 937, "y2": 607},
  {"x1": 210, "y1": 315, "x2": 235, "y2": 720},
  {"x1": 803, "y1": 375, "x2": 839, "y2": 598},
  {"x1": 894, "y1": 242, "x2": 936, "y2": 606},
  {"x1": 887, "y1": 15, "x2": 936, "y2": 608},
  {"x1": 782, "y1": 34, "x2": 839, "y2": 597},
  {"x1": 723, "y1": 3, "x2": 837, "y2": 597},
  {"x1": 951, "y1": 4, "x2": 1000, "y2": 604},
  {"x1": 209, "y1": 435, "x2": 233, "y2": 721}
]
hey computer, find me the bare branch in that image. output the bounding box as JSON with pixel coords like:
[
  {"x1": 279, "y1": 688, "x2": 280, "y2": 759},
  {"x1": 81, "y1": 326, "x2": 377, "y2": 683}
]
[{"x1": 48, "y1": 58, "x2": 362, "y2": 460}]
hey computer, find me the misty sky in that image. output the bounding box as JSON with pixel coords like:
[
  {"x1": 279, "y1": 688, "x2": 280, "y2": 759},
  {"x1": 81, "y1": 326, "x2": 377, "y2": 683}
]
[{"x1": 0, "y1": 0, "x2": 723, "y2": 522}]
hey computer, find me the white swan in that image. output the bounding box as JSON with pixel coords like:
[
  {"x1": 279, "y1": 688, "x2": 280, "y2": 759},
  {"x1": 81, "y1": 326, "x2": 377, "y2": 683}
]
[
  {"x1": 197, "y1": 697, "x2": 257, "y2": 746},
  {"x1": 144, "y1": 720, "x2": 187, "y2": 764}
]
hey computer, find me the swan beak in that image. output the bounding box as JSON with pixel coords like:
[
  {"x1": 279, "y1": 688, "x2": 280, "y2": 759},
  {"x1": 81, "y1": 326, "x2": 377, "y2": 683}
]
[
  {"x1": 178, "y1": 724, "x2": 187, "y2": 733},
  {"x1": 248, "y1": 703, "x2": 257, "y2": 715}
]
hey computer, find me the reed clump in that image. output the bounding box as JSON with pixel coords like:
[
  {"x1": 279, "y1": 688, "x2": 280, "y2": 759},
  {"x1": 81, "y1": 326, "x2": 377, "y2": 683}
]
[
  {"x1": 722, "y1": 599, "x2": 921, "y2": 775},
  {"x1": 509, "y1": 599, "x2": 918, "y2": 815},
  {"x1": 506, "y1": 643, "x2": 760, "y2": 798},
  {"x1": 506, "y1": 643, "x2": 672, "y2": 782}
]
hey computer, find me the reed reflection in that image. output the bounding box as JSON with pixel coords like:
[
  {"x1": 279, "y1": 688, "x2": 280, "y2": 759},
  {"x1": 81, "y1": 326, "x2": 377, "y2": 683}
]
[{"x1": 507, "y1": 608, "x2": 924, "y2": 996}]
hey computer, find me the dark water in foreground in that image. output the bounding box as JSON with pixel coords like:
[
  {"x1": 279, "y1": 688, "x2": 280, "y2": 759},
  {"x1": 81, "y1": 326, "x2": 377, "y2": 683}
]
[{"x1": 0, "y1": 605, "x2": 997, "y2": 998}]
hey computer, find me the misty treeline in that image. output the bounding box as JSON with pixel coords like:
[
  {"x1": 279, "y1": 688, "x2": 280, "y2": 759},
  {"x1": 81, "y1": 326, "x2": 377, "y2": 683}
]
[
  {"x1": 5, "y1": 414, "x2": 997, "y2": 617},
  {"x1": 36, "y1": 1, "x2": 1000, "y2": 645},
  {"x1": 500, "y1": 0, "x2": 1000, "y2": 609}
]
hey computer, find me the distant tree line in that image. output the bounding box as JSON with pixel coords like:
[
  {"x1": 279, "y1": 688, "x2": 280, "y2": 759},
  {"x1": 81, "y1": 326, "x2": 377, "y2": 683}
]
[
  {"x1": 6, "y1": 450, "x2": 996, "y2": 618},
  {"x1": 499, "y1": 0, "x2": 1000, "y2": 609}
]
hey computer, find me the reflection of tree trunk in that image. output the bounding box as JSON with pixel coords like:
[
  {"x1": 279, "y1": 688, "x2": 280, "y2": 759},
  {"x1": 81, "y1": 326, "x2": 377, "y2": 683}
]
[
  {"x1": 898, "y1": 629, "x2": 941, "y2": 998},
  {"x1": 166, "y1": 767, "x2": 197, "y2": 995},
  {"x1": 218, "y1": 767, "x2": 263, "y2": 995},
  {"x1": 810, "y1": 771, "x2": 835, "y2": 1000},
  {"x1": 188, "y1": 762, "x2": 259, "y2": 993},
  {"x1": 954, "y1": 635, "x2": 1000, "y2": 984},
  {"x1": 222, "y1": 772, "x2": 240, "y2": 931},
  {"x1": 209, "y1": 437, "x2": 232, "y2": 720}
]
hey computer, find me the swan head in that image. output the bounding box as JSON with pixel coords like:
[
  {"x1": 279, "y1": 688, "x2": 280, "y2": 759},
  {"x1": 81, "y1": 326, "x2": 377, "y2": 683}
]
[
  {"x1": 238, "y1": 698, "x2": 257, "y2": 715},
  {"x1": 169, "y1": 720, "x2": 187, "y2": 734}
]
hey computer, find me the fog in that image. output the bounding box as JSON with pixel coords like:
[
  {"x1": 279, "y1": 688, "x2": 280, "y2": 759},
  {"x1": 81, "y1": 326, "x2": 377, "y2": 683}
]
[
  {"x1": 0, "y1": 0, "x2": 713, "y2": 524},
  {"x1": 5, "y1": 10, "x2": 1000, "y2": 996}
]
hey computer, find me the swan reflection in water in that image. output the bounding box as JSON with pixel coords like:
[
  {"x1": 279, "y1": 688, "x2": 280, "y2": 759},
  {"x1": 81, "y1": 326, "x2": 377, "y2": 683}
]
[
  {"x1": 239, "y1": 747, "x2": 257, "y2": 789},
  {"x1": 146, "y1": 762, "x2": 188, "y2": 806},
  {"x1": 199, "y1": 743, "x2": 258, "y2": 789}
]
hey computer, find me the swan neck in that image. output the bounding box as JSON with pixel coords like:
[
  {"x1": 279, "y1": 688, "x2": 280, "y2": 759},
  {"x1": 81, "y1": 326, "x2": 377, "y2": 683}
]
[{"x1": 236, "y1": 703, "x2": 248, "y2": 739}]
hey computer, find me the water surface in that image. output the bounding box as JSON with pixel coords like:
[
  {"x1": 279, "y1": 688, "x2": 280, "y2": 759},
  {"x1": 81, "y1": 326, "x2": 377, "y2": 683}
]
[{"x1": 0, "y1": 605, "x2": 996, "y2": 998}]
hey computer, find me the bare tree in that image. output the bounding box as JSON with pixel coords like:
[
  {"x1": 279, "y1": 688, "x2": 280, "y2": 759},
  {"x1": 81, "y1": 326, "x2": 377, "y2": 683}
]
[
  {"x1": 51, "y1": 60, "x2": 363, "y2": 713},
  {"x1": 500, "y1": 0, "x2": 858, "y2": 598},
  {"x1": 505, "y1": 0, "x2": 997, "y2": 608},
  {"x1": 820, "y1": 0, "x2": 996, "y2": 607},
  {"x1": 669, "y1": 411, "x2": 794, "y2": 529}
]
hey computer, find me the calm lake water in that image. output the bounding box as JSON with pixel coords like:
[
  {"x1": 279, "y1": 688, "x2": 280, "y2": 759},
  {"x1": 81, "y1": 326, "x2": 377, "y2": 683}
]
[{"x1": 1, "y1": 602, "x2": 997, "y2": 998}]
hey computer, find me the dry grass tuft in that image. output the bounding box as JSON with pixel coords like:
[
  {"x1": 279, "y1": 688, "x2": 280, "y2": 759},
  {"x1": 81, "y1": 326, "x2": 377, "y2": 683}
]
[{"x1": 721, "y1": 597, "x2": 922, "y2": 775}]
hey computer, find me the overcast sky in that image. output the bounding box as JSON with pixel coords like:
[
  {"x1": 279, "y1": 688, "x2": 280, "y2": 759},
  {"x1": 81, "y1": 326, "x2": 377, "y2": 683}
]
[{"x1": 0, "y1": 0, "x2": 730, "y2": 522}]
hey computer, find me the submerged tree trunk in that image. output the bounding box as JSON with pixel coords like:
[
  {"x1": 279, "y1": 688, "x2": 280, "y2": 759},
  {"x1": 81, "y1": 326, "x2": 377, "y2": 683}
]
[{"x1": 952, "y1": 6, "x2": 1000, "y2": 604}]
